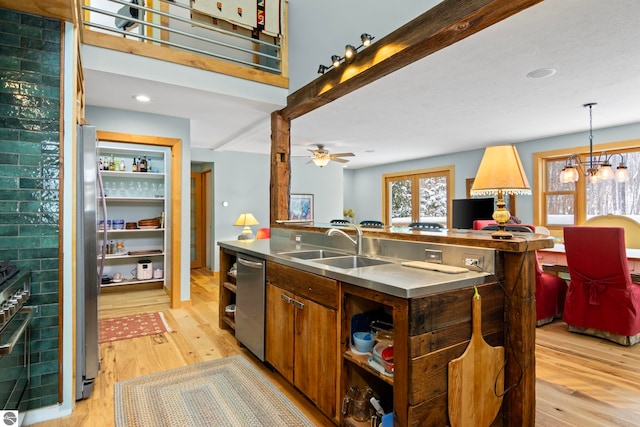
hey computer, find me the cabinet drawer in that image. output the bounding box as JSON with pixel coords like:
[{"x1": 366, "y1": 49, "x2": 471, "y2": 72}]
[{"x1": 267, "y1": 262, "x2": 338, "y2": 309}]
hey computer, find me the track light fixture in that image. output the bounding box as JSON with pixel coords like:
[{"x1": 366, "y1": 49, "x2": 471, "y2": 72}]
[
  {"x1": 361, "y1": 33, "x2": 373, "y2": 47},
  {"x1": 344, "y1": 45, "x2": 357, "y2": 62},
  {"x1": 317, "y1": 33, "x2": 375, "y2": 74}
]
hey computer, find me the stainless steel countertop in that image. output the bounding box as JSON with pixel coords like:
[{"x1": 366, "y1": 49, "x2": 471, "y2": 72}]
[{"x1": 218, "y1": 239, "x2": 492, "y2": 299}]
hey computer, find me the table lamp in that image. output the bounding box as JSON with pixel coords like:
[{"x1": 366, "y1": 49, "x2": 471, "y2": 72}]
[
  {"x1": 470, "y1": 145, "x2": 531, "y2": 239},
  {"x1": 234, "y1": 213, "x2": 259, "y2": 240}
]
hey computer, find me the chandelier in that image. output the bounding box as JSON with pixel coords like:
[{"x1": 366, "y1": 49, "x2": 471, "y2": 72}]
[{"x1": 559, "y1": 103, "x2": 629, "y2": 184}]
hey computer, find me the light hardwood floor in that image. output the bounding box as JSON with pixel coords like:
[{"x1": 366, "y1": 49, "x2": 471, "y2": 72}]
[{"x1": 31, "y1": 269, "x2": 640, "y2": 427}]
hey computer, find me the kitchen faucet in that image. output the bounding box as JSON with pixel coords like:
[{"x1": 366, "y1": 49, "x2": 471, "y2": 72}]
[{"x1": 326, "y1": 223, "x2": 363, "y2": 255}]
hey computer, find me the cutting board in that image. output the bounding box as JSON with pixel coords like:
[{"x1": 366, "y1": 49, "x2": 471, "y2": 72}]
[{"x1": 448, "y1": 289, "x2": 504, "y2": 427}]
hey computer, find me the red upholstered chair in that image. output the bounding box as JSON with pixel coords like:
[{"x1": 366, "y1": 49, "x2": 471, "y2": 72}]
[
  {"x1": 478, "y1": 221, "x2": 567, "y2": 326},
  {"x1": 534, "y1": 255, "x2": 568, "y2": 326},
  {"x1": 563, "y1": 226, "x2": 640, "y2": 345},
  {"x1": 255, "y1": 228, "x2": 270, "y2": 239}
]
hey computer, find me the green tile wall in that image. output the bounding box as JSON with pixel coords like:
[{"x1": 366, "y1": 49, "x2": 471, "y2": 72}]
[{"x1": 0, "y1": 8, "x2": 61, "y2": 409}]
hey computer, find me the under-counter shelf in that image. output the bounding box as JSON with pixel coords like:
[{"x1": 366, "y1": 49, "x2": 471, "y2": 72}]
[
  {"x1": 223, "y1": 282, "x2": 237, "y2": 293},
  {"x1": 343, "y1": 350, "x2": 394, "y2": 386},
  {"x1": 222, "y1": 315, "x2": 236, "y2": 330},
  {"x1": 219, "y1": 248, "x2": 237, "y2": 331},
  {"x1": 343, "y1": 417, "x2": 372, "y2": 427}
]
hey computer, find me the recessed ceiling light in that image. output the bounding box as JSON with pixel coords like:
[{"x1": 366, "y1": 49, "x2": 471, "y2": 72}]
[
  {"x1": 526, "y1": 68, "x2": 556, "y2": 79},
  {"x1": 134, "y1": 94, "x2": 151, "y2": 102}
]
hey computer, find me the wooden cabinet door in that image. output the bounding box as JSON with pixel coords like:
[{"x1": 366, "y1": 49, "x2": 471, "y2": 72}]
[
  {"x1": 293, "y1": 295, "x2": 338, "y2": 419},
  {"x1": 265, "y1": 283, "x2": 295, "y2": 382}
]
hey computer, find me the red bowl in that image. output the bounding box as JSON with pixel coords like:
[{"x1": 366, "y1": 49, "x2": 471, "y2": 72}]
[{"x1": 381, "y1": 346, "x2": 394, "y2": 372}]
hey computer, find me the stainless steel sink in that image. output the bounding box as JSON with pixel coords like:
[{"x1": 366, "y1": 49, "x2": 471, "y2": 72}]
[
  {"x1": 278, "y1": 249, "x2": 348, "y2": 259},
  {"x1": 312, "y1": 256, "x2": 393, "y2": 269}
]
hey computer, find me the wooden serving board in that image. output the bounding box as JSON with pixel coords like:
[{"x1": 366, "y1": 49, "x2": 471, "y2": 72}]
[{"x1": 448, "y1": 290, "x2": 504, "y2": 427}]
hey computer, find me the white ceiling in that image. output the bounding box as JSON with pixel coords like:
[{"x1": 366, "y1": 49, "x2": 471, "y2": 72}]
[{"x1": 84, "y1": 0, "x2": 640, "y2": 169}]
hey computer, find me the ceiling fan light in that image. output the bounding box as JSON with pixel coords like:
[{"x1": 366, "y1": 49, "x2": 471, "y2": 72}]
[{"x1": 312, "y1": 157, "x2": 331, "y2": 168}]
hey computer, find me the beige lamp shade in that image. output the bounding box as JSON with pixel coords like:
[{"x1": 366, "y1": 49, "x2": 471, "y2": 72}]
[
  {"x1": 234, "y1": 213, "x2": 259, "y2": 240},
  {"x1": 470, "y1": 145, "x2": 532, "y2": 196},
  {"x1": 234, "y1": 213, "x2": 259, "y2": 227}
]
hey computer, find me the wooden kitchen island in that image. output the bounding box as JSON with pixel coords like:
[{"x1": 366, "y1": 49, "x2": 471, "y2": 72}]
[{"x1": 219, "y1": 226, "x2": 553, "y2": 426}]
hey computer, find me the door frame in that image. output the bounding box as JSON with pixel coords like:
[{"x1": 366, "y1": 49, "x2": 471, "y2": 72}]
[{"x1": 97, "y1": 130, "x2": 183, "y2": 308}]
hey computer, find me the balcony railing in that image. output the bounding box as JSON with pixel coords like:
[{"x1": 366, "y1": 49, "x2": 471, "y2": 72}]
[{"x1": 80, "y1": 0, "x2": 288, "y2": 87}]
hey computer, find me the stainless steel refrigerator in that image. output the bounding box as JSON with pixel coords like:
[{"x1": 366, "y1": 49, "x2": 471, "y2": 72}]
[{"x1": 76, "y1": 124, "x2": 102, "y2": 400}]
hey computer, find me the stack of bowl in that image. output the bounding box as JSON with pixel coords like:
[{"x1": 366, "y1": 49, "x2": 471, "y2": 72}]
[{"x1": 138, "y1": 217, "x2": 161, "y2": 228}]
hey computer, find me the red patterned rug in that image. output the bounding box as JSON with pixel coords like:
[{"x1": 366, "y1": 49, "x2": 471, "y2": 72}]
[{"x1": 99, "y1": 312, "x2": 172, "y2": 343}]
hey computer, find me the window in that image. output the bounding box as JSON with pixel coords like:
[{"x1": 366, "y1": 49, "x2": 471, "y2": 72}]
[
  {"x1": 535, "y1": 141, "x2": 640, "y2": 228},
  {"x1": 383, "y1": 166, "x2": 453, "y2": 227},
  {"x1": 543, "y1": 158, "x2": 577, "y2": 225}
]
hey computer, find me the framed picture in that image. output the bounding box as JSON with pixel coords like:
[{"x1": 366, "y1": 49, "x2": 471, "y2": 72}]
[{"x1": 289, "y1": 194, "x2": 314, "y2": 221}]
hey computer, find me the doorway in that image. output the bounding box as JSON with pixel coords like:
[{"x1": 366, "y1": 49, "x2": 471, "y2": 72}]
[
  {"x1": 96, "y1": 130, "x2": 182, "y2": 308},
  {"x1": 190, "y1": 165, "x2": 212, "y2": 269}
]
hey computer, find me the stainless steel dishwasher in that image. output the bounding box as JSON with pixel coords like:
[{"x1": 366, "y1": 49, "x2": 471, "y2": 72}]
[{"x1": 235, "y1": 254, "x2": 266, "y2": 361}]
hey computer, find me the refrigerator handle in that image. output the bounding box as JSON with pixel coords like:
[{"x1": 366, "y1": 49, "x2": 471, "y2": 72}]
[{"x1": 96, "y1": 166, "x2": 108, "y2": 281}]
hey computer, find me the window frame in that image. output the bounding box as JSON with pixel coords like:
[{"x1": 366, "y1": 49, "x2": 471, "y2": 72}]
[
  {"x1": 534, "y1": 138, "x2": 640, "y2": 233},
  {"x1": 382, "y1": 165, "x2": 454, "y2": 227}
]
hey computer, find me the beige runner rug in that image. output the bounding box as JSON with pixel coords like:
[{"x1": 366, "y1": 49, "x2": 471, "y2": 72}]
[{"x1": 115, "y1": 355, "x2": 314, "y2": 426}]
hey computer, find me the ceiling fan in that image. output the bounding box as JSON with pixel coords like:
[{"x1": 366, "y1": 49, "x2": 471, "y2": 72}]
[{"x1": 307, "y1": 144, "x2": 355, "y2": 167}]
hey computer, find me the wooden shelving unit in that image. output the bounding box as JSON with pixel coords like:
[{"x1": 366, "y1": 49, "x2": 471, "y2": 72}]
[
  {"x1": 218, "y1": 248, "x2": 237, "y2": 330},
  {"x1": 97, "y1": 144, "x2": 168, "y2": 290}
]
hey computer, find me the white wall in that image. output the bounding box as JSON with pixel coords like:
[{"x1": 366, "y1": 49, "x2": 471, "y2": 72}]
[
  {"x1": 191, "y1": 147, "x2": 271, "y2": 271},
  {"x1": 347, "y1": 121, "x2": 640, "y2": 225}
]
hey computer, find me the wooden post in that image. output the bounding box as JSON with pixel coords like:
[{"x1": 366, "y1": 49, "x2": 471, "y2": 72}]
[
  {"x1": 270, "y1": 111, "x2": 291, "y2": 225},
  {"x1": 501, "y1": 250, "x2": 537, "y2": 426}
]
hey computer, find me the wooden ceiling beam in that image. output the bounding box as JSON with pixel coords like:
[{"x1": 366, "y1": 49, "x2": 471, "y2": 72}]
[
  {"x1": 280, "y1": 0, "x2": 543, "y2": 120},
  {"x1": 0, "y1": 0, "x2": 76, "y2": 23}
]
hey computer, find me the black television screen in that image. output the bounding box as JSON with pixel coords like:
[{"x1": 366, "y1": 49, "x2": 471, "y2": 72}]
[{"x1": 451, "y1": 198, "x2": 495, "y2": 229}]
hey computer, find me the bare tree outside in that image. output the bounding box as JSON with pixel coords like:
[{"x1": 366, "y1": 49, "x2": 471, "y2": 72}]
[
  {"x1": 546, "y1": 150, "x2": 640, "y2": 225},
  {"x1": 586, "y1": 151, "x2": 640, "y2": 218}
]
